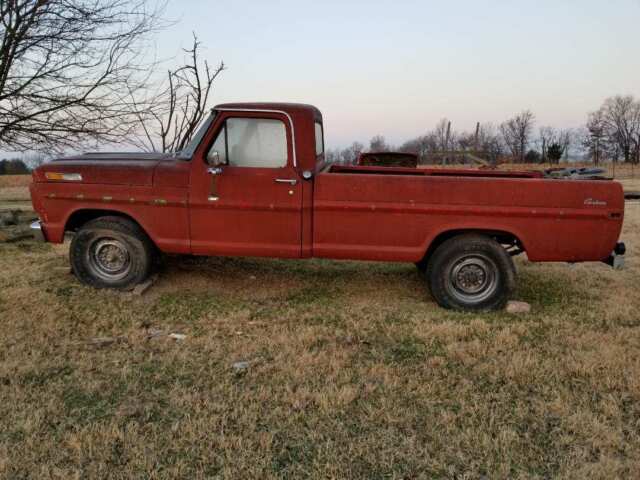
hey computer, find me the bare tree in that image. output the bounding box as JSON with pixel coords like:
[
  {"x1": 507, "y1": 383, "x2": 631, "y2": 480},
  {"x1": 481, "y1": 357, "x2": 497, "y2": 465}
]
[
  {"x1": 325, "y1": 141, "x2": 365, "y2": 165},
  {"x1": 546, "y1": 142, "x2": 565, "y2": 163},
  {"x1": 538, "y1": 126, "x2": 556, "y2": 162},
  {"x1": 343, "y1": 141, "x2": 364, "y2": 163},
  {"x1": 22, "y1": 151, "x2": 48, "y2": 169},
  {"x1": 475, "y1": 123, "x2": 503, "y2": 164},
  {"x1": 128, "y1": 35, "x2": 224, "y2": 153},
  {"x1": 433, "y1": 118, "x2": 453, "y2": 152},
  {"x1": 537, "y1": 127, "x2": 572, "y2": 163},
  {"x1": 399, "y1": 135, "x2": 431, "y2": 160},
  {"x1": 591, "y1": 95, "x2": 640, "y2": 163},
  {"x1": 399, "y1": 119, "x2": 452, "y2": 163},
  {"x1": 583, "y1": 110, "x2": 608, "y2": 164},
  {"x1": 401, "y1": 120, "x2": 503, "y2": 165},
  {"x1": 369, "y1": 135, "x2": 389, "y2": 152},
  {"x1": 0, "y1": 0, "x2": 166, "y2": 152},
  {"x1": 500, "y1": 110, "x2": 535, "y2": 162},
  {"x1": 558, "y1": 128, "x2": 574, "y2": 161}
]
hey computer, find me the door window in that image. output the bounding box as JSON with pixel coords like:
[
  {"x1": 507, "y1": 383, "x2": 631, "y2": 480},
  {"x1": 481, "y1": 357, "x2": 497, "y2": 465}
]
[{"x1": 207, "y1": 117, "x2": 287, "y2": 168}]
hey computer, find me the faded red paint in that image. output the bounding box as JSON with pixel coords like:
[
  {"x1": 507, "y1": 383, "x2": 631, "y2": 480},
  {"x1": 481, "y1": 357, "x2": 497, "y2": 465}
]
[{"x1": 30, "y1": 103, "x2": 624, "y2": 265}]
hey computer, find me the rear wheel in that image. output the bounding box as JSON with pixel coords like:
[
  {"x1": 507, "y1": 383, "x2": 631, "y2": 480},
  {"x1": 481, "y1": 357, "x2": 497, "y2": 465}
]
[
  {"x1": 425, "y1": 234, "x2": 515, "y2": 311},
  {"x1": 70, "y1": 216, "x2": 154, "y2": 289}
]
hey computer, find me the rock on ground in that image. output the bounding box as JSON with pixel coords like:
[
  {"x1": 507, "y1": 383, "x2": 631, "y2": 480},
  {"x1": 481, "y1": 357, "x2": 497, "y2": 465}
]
[
  {"x1": 131, "y1": 275, "x2": 158, "y2": 295},
  {"x1": 506, "y1": 301, "x2": 531, "y2": 314},
  {"x1": 232, "y1": 361, "x2": 250, "y2": 372}
]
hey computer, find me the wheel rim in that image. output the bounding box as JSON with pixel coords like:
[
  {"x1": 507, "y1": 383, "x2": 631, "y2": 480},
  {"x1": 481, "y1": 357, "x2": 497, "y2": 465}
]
[
  {"x1": 87, "y1": 237, "x2": 131, "y2": 281},
  {"x1": 446, "y1": 254, "x2": 498, "y2": 304}
]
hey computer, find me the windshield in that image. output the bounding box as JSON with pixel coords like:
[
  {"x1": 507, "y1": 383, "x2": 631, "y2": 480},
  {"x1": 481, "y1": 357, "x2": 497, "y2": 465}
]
[{"x1": 176, "y1": 112, "x2": 216, "y2": 159}]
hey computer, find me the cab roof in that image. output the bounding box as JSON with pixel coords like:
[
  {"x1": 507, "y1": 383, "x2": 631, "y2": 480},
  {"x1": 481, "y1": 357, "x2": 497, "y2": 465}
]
[{"x1": 213, "y1": 102, "x2": 322, "y2": 122}]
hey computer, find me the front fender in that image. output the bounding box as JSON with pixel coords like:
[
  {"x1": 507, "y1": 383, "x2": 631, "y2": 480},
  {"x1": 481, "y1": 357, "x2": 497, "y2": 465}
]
[{"x1": 32, "y1": 182, "x2": 190, "y2": 254}]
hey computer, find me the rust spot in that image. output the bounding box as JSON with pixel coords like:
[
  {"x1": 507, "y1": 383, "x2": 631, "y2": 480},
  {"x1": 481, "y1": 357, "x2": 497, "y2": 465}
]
[
  {"x1": 102, "y1": 196, "x2": 113, "y2": 202},
  {"x1": 76, "y1": 194, "x2": 84, "y2": 200}
]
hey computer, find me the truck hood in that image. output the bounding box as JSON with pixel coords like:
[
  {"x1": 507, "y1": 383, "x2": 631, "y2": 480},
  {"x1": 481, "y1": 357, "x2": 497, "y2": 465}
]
[{"x1": 34, "y1": 152, "x2": 175, "y2": 186}]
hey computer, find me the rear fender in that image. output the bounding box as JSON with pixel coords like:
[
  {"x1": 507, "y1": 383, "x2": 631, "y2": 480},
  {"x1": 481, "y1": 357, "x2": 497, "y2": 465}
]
[{"x1": 422, "y1": 226, "x2": 527, "y2": 263}]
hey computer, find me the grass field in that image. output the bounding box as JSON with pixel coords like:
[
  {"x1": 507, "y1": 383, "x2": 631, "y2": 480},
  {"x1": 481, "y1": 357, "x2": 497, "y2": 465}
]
[
  {"x1": 0, "y1": 174, "x2": 31, "y2": 206},
  {"x1": 0, "y1": 174, "x2": 31, "y2": 188},
  {"x1": 1, "y1": 174, "x2": 640, "y2": 478}
]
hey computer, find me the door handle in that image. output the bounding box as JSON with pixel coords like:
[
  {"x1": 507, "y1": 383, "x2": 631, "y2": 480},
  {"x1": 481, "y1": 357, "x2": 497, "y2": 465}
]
[
  {"x1": 207, "y1": 166, "x2": 224, "y2": 175},
  {"x1": 275, "y1": 178, "x2": 298, "y2": 186}
]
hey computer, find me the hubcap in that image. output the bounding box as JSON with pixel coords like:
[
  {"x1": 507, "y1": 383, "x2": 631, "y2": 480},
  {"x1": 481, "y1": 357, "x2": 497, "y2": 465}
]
[
  {"x1": 88, "y1": 238, "x2": 131, "y2": 281},
  {"x1": 447, "y1": 254, "x2": 498, "y2": 304}
]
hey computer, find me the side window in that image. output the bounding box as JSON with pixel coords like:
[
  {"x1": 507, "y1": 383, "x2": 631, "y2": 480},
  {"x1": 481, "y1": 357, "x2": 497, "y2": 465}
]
[
  {"x1": 207, "y1": 117, "x2": 288, "y2": 168},
  {"x1": 207, "y1": 123, "x2": 228, "y2": 164},
  {"x1": 314, "y1": 122, "x2": 324, "y2": 156}
]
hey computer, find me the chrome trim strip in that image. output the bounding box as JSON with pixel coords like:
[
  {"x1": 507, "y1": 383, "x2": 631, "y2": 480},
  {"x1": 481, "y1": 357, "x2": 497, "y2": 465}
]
[
  {"x1": 214, "y1": 108, "x2": 298, "y2": 167},
  {"x1": 30, "y1": 221, "x2": 46, "y2": 242}
]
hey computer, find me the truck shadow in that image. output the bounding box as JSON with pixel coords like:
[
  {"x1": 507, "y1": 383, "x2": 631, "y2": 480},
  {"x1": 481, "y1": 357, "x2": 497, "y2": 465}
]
[
  {"x1": 154, "y1": 255, "x2": 581, "y2": 314},
  {"x1": 156, "y1": 254, "x2": 430, "y2": 303}
]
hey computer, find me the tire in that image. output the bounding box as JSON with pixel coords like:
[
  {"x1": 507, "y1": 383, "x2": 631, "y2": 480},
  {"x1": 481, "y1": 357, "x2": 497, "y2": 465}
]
[
  {"x1": 425, "y1": 234, "x2": 516, "y2": 311},
  {"x1": 69, "y1": 216, "x2": 154, "y2": 290}
]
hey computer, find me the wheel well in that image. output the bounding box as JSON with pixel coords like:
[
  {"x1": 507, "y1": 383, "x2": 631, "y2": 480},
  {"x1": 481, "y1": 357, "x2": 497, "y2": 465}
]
[
  {"x1": 65, "y1": 209, "x2": 139, "y2": 232},
  {"x1": 65, "y1": 209, "x2": 159, "y2": 252},
  {"x1": 422, "y1": 229, "x2": 524, "y2": 263}
]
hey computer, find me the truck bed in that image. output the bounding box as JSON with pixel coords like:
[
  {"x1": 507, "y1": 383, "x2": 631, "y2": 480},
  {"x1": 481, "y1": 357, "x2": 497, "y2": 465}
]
[{"x1": 313, "y1": 165, "x2": 624, "y2": 263}]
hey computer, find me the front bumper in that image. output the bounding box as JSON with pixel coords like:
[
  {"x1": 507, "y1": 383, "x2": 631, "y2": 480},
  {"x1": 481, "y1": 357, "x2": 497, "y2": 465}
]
[
  {"x1": 604, "y1": 242, "x2": 626, "y2": 270},
  {"x1": 30, "y1": 221, "x2": 46, "y2": 242}
]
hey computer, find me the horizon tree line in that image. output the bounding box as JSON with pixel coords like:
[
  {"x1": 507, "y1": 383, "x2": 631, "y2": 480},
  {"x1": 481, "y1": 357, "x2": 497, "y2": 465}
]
[{"x1": 327, "y1": 95, "x2": 640, "y2": 166}]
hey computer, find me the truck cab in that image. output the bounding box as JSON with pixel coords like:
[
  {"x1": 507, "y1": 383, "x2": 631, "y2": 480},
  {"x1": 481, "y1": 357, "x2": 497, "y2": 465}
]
[{"x1": 187, "y1": 103, "x2": 324, "y2": 259}]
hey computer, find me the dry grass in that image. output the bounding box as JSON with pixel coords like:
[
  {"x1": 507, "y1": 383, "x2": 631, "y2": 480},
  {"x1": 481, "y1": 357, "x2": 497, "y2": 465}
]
[
  {"x1": 0, "y1": 175, "x2": 31, "y2": 204},
  {"x1": 0, "y1": 186, "x2": 30, "y2": 202},
  {"x1": 1, "y1": 185, "x2": 640, "y2": 478},
  {"x1": 0, "y1": 174, "x2": 31, "y2": 188}
]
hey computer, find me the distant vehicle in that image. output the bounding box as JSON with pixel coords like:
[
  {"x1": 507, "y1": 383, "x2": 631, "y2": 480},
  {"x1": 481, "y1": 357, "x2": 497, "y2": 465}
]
[
  {"x1": 357, "y1": 152, "x2": 418, "y2": 168},
  {"x1": 30, "y1": 103, "x2": 626, "y2": 311}
]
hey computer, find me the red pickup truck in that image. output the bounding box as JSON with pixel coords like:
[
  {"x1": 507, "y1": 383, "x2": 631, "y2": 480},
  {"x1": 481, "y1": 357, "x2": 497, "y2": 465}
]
[{"x1": 29, "y1": 103, "x2": 626, "y2": 310}]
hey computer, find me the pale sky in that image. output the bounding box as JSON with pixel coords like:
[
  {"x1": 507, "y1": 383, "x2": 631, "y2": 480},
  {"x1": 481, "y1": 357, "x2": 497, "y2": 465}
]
[{"x1": 157, "y1": 0, "x2": 640, "y2": 148}]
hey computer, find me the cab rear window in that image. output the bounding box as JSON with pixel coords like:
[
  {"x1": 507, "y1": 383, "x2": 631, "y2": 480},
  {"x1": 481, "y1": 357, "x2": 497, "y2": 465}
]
[{"x1": 314, "y1": 122, "x2": 324, "y2": 156}]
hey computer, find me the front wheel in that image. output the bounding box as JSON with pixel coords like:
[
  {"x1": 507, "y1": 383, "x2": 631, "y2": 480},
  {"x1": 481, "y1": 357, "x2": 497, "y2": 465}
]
[
  {"x1": 425, "y1": 234, "x2": 516, "y2": 311},
  {"x1": 70, "y1": 216, "x2": 154, "y2": 289}
]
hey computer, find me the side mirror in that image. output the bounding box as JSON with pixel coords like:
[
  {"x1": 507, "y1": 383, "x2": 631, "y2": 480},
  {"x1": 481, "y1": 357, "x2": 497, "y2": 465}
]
[{"x1": 207, "y1": 150, "x2": 224, "y2": 166}]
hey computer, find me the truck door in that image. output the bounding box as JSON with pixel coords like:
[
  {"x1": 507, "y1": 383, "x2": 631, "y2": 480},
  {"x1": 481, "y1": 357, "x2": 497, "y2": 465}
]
[{"x1": 189, "y1": 111, "x2": 303, "y2": 257}]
